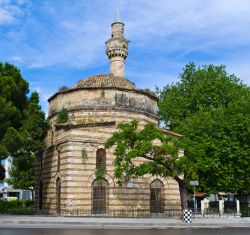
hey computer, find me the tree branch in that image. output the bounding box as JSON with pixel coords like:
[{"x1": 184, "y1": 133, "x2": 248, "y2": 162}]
[{"x1": 139, "y1": 154, "x2": 175, "y2": 173}]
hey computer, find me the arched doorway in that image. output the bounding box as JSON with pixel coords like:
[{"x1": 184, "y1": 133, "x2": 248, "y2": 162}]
[
  {"x1": 150, "y1": 179, "x2": 164, "y2": 213},
  {"x1": 56, "y1": 177, "x2": 61, "y2": 214},
  {"x1": 92, "y1": 178, "x2": 108, "y2": 214}
]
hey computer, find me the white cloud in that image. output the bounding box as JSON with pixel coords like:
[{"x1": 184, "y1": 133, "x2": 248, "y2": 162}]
[
  {"x1": 226, "y1": 60, "x2": 250, "y2": 86},
  {"x1": 0, "y1": 0, "x2": 27, "y2": 25},
  {"x1": 0, "y1": 8, "x2": 15, "y2": 24},
  {"x1": 127, "y1": 70, "x2": 179, "y2": 90},
  {"x1": 29, "y1": 81, "x2": 52, "y2": 116},
  {"x1": 1, "y1": 0, "x2": 250, "y2": 91},
  {"x1": 8, "y1": 55, "x2": 23, "y2": 63}
]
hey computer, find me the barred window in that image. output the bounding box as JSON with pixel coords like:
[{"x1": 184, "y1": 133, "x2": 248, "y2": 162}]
[
  {"x1": 150, "y1": 179, "x2": 164, "y2": 213},
  {"x1": 92, "y1": 178, "x2": 108, "y2": 214},
  {"x1": 56, "y1": 177, "x2": 61, "y2": 214}
]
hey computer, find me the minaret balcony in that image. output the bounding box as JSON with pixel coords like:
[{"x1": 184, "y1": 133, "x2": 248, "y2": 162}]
[{"x1": 106, "y1": 48, "x2": 128, "y2": 59}]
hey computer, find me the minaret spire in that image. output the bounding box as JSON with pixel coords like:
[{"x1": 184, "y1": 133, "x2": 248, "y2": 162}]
[
  {"x1": 114, "y1": 10, "x2": 121, "y2": 23},
  {"x1": 105, "y1": 11, "x2": 128, "y2": 78}
]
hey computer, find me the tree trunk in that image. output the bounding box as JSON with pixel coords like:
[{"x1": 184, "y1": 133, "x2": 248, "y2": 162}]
[
  {"x1": 174, "y1": 177, "x2": 188, "y2": 210},
  {"x1": 31, "y1": 190, "x2": 34, "y2": 200}
]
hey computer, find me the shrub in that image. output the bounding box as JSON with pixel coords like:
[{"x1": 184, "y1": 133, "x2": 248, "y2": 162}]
[
  {"x1": 95, "y1": 167, "x2": 106, "y2": 179},
  {"x1": 24, "y1": 199, "x2": 34, "y2": 207},
  {"x1": 81, "y1": 148, "x2": 88, "y2": 163},
  {"x1": 56, "y1": 108, "x2": 68, "y2": 124},
  {"x1": 0, "y1": 199, "x2": 35, "y2": 215},
  {"x1": 58, "y1": 86, "x2": 69, "y2": 92}
]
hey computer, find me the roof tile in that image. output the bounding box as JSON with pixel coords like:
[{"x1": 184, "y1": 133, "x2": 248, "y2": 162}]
[{"x1": 73, "y1": 74, "x2": 136, "y2": 90}]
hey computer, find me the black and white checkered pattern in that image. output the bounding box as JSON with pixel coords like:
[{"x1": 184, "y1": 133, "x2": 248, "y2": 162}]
[{"x1": 183, "y1": 209, "x2": 192, "y2": 223}]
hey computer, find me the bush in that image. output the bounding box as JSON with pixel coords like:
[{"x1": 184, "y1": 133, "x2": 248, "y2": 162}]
[
  {"x1": 0, "y1": 199, "x2": 35, "y2": 215},
  {"x1": 95, "y1": 167, "x2": 106, "y2": 179},
  {"x1": 58, "y1": 86, "x2": 69, "y2": 92},
  {"x1": 56, "y1": 108, "x2": 68, "y2": 124},
  {"x1": 24, "y1": 199, "x2": 34, "y2": 207},
  {"x1": 8, "y1": 207, "x2": 35, "y2": 215}
]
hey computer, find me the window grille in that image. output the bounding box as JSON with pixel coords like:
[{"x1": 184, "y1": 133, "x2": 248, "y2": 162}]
[
  {"x1": 56, "y1": 178, "x2": 61, "y2": 214},
  {"x1": 92, "y1": 178, "x2": 108, "y2": 214},
  {"x1": 150, "y1": 179, "x2": 164, "y2": 213}
]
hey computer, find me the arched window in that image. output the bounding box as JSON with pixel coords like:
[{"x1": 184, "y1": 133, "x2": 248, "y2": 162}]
[
  {"x1": 40, "y1": 154, "x2": 43, "y2": 174},
  {"x1": 150, "y1": 179, "x2": 164, "y2": 213},
  {"x1": 57, "y1": 150, "x2": 60, "y2": 172},
  {"x1": 96, "y1": 149, "x2": 106, "y2": 169},
  {"x1": 56, "y1": 178, "x2": 61, "y2": 214},
  {"x1": 51, "y1": 130, "x2": 54, "y2": 145},
  {"x1": 39, "y1": 181, "x2": 43, "y2": 211},
  {"x1": 92, "y1": 178, "x2": 108, "y2": 214}
]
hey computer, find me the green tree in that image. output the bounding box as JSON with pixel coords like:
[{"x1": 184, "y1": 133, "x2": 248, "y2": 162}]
[
  {"x1": 158, "y1": 63, "x2": 250, "y2": 193},
  {"x1": 0, "y1": 62, "x2": 46, "y2": 189},
  {"x1": 7, "y1": 154, "x2": 35, "y2": 192},
  {"x1": 0, "y1": 63, "x2": 29, "y2": 158},
  {"x1": 105, "y1": 120, "x2": 193, "y2": 209}
]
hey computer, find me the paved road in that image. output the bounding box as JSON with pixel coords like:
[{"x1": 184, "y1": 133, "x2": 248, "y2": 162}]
[
  {"x1": 1, "y1": 228, "x2": 250, "y2": 235},
  {"x1": 0, "y1": 216, "x2": 250, "y2": 229}
]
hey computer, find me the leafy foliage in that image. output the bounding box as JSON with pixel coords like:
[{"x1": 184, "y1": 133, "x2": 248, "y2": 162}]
[
  {"x1": 0, "y1": 63, "x2": 28, "y2": 158},
  {"x1": 0, "y1": 199, "x2": 34, "y2": 215},
  {"x1": 105, "y1": 120, "x2": 190, "y2": 209},
  {"x1": 56, "y1": 108, "x2": 68, "y2": 124},
  {"x1": 95, "y1": 167, "x2": 106, "y2": 179},
  {"x1": 0, "y1": 63, "x2": 46, "y2": 159},
  {"x1": 7, "y1": 154, "x2": 35, "y2": 190},
  {"x1": 105, "y1": 63, "x2": 250, "y2": 209},
  {"x1": 0, "y1": 62, "x2": 46, "y2": 188},
  {"x1": 158, "y1": 63, "x2": 250, "y2": 193},
  {"x1": 81, "y1": 148, "x2": 88, "y2": 163}
]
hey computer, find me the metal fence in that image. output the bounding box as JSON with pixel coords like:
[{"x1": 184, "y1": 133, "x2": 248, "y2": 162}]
[
  {"x1": 40, "y1": 208, "x2": 183, "y2": 218},
  {"x1": 188, "y1": 200, "x2": 238, "y2": 217},
  {"x1": 240, "y1": 202, "x2": 250, "y2": 217},
  {"x1": 224, "y1": 201, "x2": 236, "y2": 213}
]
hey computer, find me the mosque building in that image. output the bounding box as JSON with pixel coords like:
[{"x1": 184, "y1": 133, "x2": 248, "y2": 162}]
[{"x1": 36, "y1": 12, "x2": 181, "y2": 216}]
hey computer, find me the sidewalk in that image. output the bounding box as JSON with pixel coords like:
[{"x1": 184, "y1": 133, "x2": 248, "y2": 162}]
[{"x1": 1, "y1": 216, "x2": 250, "y2": 229}]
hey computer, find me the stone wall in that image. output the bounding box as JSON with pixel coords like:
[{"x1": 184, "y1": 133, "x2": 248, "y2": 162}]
[
  {"x1": 48, "y1": 88, "x2": 158, "y2": 120},
  {"x1": 35, "y1": 87, "x2": 182, "y2": 216},
  {"x1": 36, "y1": 122, "x2": 181, "y2": 215}
]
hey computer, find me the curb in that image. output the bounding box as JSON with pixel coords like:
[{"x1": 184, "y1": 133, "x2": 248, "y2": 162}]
[{"x1": 1, "y1": 221, "x2": 250, "y2": 229}]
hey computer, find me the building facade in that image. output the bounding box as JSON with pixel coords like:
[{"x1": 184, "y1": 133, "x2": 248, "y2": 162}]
[{"x1": 36, "y1": 14, "x2": 181, "y2": 216}]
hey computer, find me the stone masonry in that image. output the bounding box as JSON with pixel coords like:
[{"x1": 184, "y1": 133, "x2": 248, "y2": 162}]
[{"x1": 35, "y1": 13, "x2": 181, "y2": 216}]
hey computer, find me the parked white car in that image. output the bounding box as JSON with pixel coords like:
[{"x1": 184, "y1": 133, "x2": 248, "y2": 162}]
[{"x1": 1, "y1": 196, "x2": 17, "y2": 201}]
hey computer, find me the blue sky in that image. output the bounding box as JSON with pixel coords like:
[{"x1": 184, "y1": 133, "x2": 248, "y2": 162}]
[{"x1": 1, "y1": 0, "x2": 250, "y2": 114}]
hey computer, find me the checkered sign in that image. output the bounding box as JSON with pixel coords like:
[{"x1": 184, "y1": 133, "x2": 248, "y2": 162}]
[{"x1": 183, "y1": 209, "x2": 192, "y2": 223}]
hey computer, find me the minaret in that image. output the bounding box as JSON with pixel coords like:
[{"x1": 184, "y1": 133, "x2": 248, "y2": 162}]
[{"x1": 106, "y1": 11, "x2": 128, "y2": 78}]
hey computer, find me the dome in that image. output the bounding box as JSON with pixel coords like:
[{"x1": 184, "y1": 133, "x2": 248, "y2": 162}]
[{"x1": 73, "y1": 74, "x2": 137, "y2": 90}]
